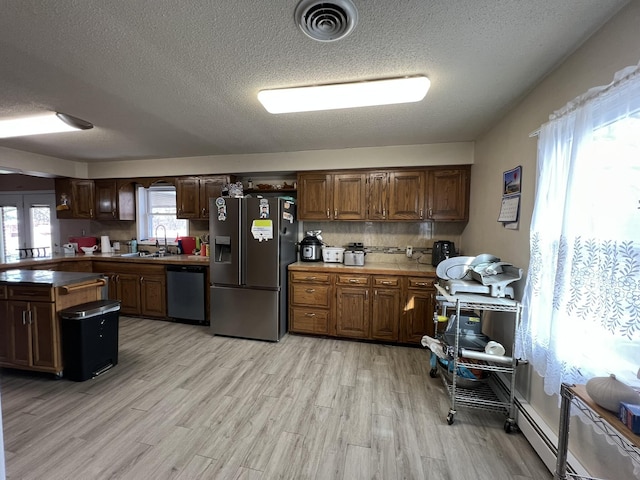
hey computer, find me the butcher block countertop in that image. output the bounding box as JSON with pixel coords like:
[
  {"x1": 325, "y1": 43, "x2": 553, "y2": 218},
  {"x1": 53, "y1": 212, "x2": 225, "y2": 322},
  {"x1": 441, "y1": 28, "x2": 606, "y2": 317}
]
[{"x1": 288, "y1": 261, "x2": 436, "y2": 276}]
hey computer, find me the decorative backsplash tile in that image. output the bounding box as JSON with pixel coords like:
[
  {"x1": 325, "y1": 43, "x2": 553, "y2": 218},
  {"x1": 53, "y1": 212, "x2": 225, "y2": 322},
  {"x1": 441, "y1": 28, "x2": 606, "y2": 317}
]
[{"x1": 302, "y1": 221, "x2": 467, "y2": 261}]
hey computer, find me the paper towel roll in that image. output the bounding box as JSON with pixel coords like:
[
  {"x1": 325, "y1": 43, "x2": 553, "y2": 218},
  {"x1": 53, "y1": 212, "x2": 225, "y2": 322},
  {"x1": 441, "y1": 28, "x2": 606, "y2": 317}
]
[{"x1": 101, "y1": 235, "x2": 112, "y2": 253}]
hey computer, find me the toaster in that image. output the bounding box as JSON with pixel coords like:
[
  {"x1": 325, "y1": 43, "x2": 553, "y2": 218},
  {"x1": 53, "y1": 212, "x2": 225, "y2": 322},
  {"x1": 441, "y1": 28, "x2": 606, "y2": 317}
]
[
  {"x1": 344, "y1": 250, "x2": 366, "y2": 266},
  {"x1": 322, "y1": 247, "x2": 345, "y2": 263}
]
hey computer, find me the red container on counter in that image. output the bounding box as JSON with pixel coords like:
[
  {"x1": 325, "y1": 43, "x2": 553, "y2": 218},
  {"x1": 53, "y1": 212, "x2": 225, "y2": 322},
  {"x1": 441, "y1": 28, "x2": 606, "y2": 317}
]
[
  {"x1": 177, "y1": 236, "x2": 196, "y2": 255},
  {"x1": 69, "y1": 237, "x2": 98, "y2": 251}
]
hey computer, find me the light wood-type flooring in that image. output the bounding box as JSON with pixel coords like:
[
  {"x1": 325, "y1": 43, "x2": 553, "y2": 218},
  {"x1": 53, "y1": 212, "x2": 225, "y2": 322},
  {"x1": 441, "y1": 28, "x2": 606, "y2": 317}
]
[{"x1": 1, "y1": 317, "x2": 551, "y2": 479}]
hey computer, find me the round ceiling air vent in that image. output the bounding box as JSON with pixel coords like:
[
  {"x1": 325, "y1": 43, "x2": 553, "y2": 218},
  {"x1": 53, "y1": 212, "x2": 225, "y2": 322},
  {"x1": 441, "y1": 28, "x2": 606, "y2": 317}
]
[{"x1": 295, "y1": 0, "x2": 358, "y2": 42}]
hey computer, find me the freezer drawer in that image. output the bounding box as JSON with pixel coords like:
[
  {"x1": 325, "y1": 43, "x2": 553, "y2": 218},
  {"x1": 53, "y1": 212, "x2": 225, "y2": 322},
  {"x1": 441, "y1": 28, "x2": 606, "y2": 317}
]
[{"x1": 210, "y1": 286, "x2": 282, "y2": 341}]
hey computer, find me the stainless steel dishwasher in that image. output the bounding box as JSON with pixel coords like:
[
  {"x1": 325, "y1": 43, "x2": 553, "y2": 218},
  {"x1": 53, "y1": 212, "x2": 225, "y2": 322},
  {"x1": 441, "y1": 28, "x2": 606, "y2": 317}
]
[{"x1": 166, "y1": 265, "x2": 207, "y2": 324}]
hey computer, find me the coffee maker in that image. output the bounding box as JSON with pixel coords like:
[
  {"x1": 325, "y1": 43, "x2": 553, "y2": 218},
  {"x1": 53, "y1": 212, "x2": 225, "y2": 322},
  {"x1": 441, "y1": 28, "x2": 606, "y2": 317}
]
[{"x1": 432, "y1": 241, "x2": 456, "y2": 266}]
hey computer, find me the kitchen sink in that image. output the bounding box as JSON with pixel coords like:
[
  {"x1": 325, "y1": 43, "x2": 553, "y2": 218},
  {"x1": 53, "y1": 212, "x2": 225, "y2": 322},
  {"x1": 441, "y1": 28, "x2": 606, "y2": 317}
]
[{"x1": 118, "y1": 252, "x2": 173, "y2": 259}]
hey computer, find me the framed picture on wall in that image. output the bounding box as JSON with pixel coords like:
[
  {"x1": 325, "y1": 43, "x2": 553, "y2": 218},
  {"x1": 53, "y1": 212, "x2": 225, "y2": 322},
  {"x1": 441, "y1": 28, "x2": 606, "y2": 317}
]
[{"x1": 503, "y1": 166, "x2": 522, "y2": 195}]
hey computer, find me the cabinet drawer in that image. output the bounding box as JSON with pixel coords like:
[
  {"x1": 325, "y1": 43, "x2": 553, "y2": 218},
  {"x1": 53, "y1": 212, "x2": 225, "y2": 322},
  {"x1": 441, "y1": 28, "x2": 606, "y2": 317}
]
[
  {"x1": 407, "y1": 277, "x2": 435, "y2": 289},
  {"x1": 290, "y1": 271, "x2": 331, "y2": 284},
  {"x1": 291, "y1": 283, "x2": 331, "y2": 307},
  {"x1": 373, "y1": 276, "x2": 400, "y2": 288},
  {"x1": 336, "y1": 275, "x2": 370, "y2": 286},
  {"x1": 7, "y1": 286, "x2": 54, "y2": 302},
  {"x1": 290, "y1": 307, "x2": 329, "y2": 334}
]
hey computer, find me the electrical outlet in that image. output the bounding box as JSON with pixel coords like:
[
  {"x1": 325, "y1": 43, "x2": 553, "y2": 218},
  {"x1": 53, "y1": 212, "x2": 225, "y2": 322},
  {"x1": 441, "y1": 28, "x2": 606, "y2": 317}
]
[{"x1": 406, "y1": 245, "x2": 413, "y2": 258}]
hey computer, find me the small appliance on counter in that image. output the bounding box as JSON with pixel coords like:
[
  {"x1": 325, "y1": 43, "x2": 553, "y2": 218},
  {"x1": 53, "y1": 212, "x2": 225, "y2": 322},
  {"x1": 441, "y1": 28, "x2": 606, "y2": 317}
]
[
  {"x1": 431, "y1": 240, "x2": 456, "y2": 266},
  {"x1": 344, "y1": 242, "x2": 366, "y2": 266},
  {"x1": 62, "y1": 243, "x2": 76, "y2": 255},
  {"x1": 300, "y1": 231, "x2": 324, "y2": 262},
  {"x1": 322, "y1": 246, "x2": 345, "y2": 263}
]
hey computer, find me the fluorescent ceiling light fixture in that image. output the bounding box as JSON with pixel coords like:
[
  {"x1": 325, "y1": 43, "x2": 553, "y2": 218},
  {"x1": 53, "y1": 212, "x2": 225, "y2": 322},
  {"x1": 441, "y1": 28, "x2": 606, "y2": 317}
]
[
  {"x1": 257, "y1": 76, "x2": 430, "y2": 114},
  {"x1": 0, "y1": 112, "x2": 93, "y2": 138}
]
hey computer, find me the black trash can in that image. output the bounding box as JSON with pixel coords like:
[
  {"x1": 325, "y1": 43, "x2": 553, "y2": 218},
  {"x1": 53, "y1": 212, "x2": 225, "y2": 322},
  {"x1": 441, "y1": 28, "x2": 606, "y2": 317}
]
[{"x1": 60, "y1": 299, "x2": 121, "y2": 381}]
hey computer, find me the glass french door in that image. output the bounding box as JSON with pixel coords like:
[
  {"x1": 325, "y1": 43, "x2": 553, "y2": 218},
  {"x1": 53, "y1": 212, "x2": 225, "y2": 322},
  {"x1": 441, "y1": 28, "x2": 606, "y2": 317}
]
[{"x1": 0, "y1": 193, "x2": 58, "y2": 262}]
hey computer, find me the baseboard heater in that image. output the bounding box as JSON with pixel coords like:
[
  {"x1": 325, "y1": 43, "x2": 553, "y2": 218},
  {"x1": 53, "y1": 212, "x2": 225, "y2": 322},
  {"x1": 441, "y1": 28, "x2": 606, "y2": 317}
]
[{"x1": 492, "y1": 373, "x2": 590, "y2": 478}]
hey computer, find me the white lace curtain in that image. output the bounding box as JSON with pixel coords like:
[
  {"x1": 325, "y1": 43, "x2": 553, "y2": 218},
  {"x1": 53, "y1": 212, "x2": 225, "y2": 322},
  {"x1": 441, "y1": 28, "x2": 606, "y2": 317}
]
[{"x1": 516, "y1": 61, "x2": 640, "y2": 396}]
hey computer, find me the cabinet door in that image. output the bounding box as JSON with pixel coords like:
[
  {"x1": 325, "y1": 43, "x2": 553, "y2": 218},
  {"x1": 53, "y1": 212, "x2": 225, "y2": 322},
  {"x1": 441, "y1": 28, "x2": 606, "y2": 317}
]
[
  {"x1": 333, "y1": 173, "x2": 366, "y2": 220},
  {"x1": 371, "y1": 288, "x2": 401, "y2": 342},
  {"x1": 199, "y1": 176, "x2": 229, "y2": 219},
  {"x1": 388, "y1": 171, "x2": 425, "y2": 220},
  {"x1": 6, "y1": 301, "x2": 33, "y2": 366},
  {"x1": 335, "y1": 286, "x2": 370, "y2": 338},
  {"x1": 367, "y1": 172, "x2": 388, "y2": 220},
  {"x1": 103, "y1": 273, "x2": 119, "y2": 301},
  {"x1": 0, "y1": 301, "x2": 10, "y2": 363},
  {"x1": 117, "y1": 273, "x2": 142, "y2": 315},
  {"x1": 297, "y1": 173, "x2": 332, "y2": 220},
  {"x1": 94, "y1": 179, "x2": 118, "y2": 220},
  {"x1": 403, "y1": 288, "x2": 435, "y2": 343},
  {"x1": 30, "y1": 301, "x2": 59, "y2": 369},
  {"x1": 140, "y1": 275, "x2": 166, "y2": 318},
  {"x1": 176, "y1": 176, "x2": 201, "y2": 219},
  {"x1": 427, "y1": 168, "x2": 470, "y2": 221},
  {"x1": 71, "y1": 179, "x2": 96, "y2": 219}
]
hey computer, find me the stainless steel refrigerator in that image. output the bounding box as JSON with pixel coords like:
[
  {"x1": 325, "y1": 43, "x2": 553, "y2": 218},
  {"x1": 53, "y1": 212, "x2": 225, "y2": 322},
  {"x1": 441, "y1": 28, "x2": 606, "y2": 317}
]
[{"x1": 209, "y1": 196, "x2": 298, "y2": 341}]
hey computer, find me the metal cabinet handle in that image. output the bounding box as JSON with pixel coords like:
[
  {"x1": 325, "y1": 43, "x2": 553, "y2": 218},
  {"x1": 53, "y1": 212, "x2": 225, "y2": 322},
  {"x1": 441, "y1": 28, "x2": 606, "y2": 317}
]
[
  {"x1": 348, "y1": 279, "x2": 359, "y2": 283},
  {"x1": 334, "y1": 208, "x2": 337, "y2": 217},
  {"x1": 326, "y1": 209, "x2": 330, "y2": 218},
  {"x1": 419, "y1": 208, "x2": 423, "y2": 219},
  {"x1": 305, "y1": 288, "x2": 315, "y2": 293},
  {"x1": 381, "y1": 281, "x2": 392, "y2": 285},
  {"x1": 202, "y1": 207, "x2": 206, "y2": 217},
  {"x1": 90, "y1": 208, "x2": 94, "y2": 217},
  {"x1": 305, "y1": 276, "x2": 317, "y2": 281},
  {"x1": 28, "y1": 310, "x2": 33, "y2": 325},
  {"x1": 112, "y1": 210, "x2": 116, "y2": 218},
  {"x1": 429, "y1": 208, "x2": 433, "y2": 218},
  {"x1": 22, "y1": 310, "x2": 26, "y2": 325},
  {"x1": 416, "y1": 282, "x2": 427, "y2": 287},
  {"x1": 365, "y1": 290, "x2": 369, "y2": 300},
  {"x1": 304, "y1": 313, "x2": 316, "y2": 318},
  {"x1": 383, "y1": 208, "x2": 386, "y2": 218}
]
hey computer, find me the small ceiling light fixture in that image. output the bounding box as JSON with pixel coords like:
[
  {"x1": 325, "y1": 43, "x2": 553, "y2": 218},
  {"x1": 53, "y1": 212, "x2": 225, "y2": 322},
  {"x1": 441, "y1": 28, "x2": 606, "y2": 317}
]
[
  {"x1": 0, "y1": 111, "x2": 93, "y2": 139},
  {"x1": 257, "y1": 76, "x2": 431, "y2": 114}
]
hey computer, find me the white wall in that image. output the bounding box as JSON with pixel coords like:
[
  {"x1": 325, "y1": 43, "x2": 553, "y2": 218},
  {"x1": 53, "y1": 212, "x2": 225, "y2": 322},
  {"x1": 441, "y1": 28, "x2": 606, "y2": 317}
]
[
  {"x1": 463, "y1": 2, "x2": 640, "y2": 478},
  {"x1": 1, "y1": 142, "x2": 473, "y2": 180}
]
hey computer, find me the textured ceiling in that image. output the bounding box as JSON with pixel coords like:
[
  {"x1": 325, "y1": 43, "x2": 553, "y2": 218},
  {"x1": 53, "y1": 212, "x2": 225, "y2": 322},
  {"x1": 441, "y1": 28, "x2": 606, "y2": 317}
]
[{"x1": 0, "y1": 0, "x2": 628, "y2": 163}]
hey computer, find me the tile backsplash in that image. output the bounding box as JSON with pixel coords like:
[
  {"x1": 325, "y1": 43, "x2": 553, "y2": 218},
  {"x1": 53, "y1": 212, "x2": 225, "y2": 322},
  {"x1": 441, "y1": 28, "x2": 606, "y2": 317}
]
[
  {"x1": 68, "y1": 218, "x2": 466, "y2": 265},
  {"x1": 302, "y1": 221, "x2": 467, "y2": 264}
]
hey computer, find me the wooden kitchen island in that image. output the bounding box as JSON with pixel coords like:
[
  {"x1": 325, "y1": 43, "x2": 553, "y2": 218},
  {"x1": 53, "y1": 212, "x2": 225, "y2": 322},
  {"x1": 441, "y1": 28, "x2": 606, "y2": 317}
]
[{"x1": 0, "y1": 270, "x2": 107, "y2": 377}]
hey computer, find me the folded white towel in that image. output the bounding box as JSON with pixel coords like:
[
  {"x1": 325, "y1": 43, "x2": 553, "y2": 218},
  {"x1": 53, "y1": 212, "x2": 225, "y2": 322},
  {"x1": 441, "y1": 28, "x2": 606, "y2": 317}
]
[{"x1": 421, "y1": 335, "x2": 447, "y2": 359}]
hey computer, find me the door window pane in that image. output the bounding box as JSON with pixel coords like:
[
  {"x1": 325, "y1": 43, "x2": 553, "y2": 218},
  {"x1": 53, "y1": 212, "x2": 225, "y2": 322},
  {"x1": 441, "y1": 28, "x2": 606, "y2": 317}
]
[
  {"x1": 0, "y1": 206, "x2": 19, "y2": 262},
  {"x1": 30, "y1": 205, "x2": 52, "y2": 250}
]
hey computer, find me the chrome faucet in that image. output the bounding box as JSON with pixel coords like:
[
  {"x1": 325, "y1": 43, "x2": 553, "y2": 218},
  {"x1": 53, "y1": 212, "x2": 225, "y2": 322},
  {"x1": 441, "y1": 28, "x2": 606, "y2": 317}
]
[{"x1": 155, "y1": 225, "x2": 167, "y2": 254}]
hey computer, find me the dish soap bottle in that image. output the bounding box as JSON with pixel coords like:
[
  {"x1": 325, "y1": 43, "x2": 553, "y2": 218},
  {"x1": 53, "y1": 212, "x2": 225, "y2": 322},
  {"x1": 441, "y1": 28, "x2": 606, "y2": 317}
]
[{"x1": 131, "y1": 239, "x2": 137, "y2": 254}]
